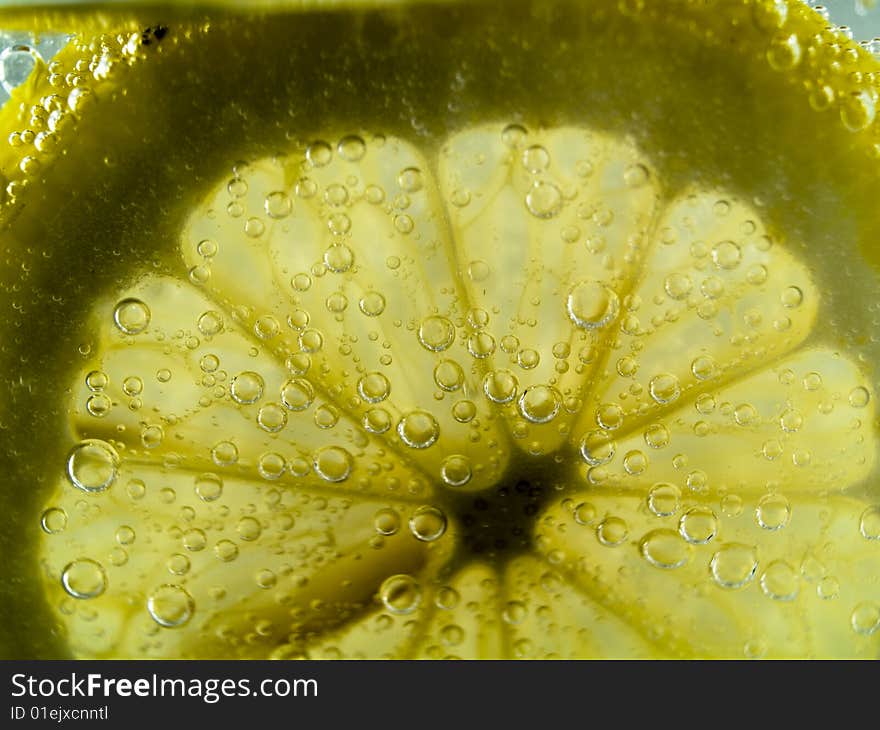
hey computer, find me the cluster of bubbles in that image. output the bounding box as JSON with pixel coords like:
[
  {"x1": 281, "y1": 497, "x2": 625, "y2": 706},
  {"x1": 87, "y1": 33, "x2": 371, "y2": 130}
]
[{"x1": 2, "y1": 25, "x2": 174, "y2": 205}]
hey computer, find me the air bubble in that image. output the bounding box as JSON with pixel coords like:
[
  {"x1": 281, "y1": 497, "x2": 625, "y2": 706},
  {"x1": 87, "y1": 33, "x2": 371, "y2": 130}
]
[
  {"x1": 640, "y1": 529, "x2": 691, "y2": 569},
  {"x1": 756, "y1": 493, "x2": 790, "y2": 530},
  {"x1": 280, "y1": 378, "x2": 315, "y2": 411},
  {"x1": 113, "y1": 298, "x2": 151, "y2": 335},
  {"x1": 760, "y1": 560, "x2": 799, "y2": 601},
  {"x1": 409, "y1": 506, "x2": 447, "y2": 542},
  {"x1": 313, "y1": 446, "x2": 353, "y2": 482},
  {"x1": 40, "y1": 507, "x2": 68, "y2": 534},
  {"x1": 649, "y1": 373, "x2": 680, "y2": 405},
  {"x1": 440, "y1": 455, "x2": 472, "y2": 487},
  {"x1": 596, "y1": 516, "x2": 628, "y2": 547},
  {"x1": 194, "y1": 473, "x2": 223, "y2": 502},
  {"x1": 566, "y1": 281, "x2": 619, "y2": 330},
  {"x1": 358, "y1": 372, "x2": 391, "y2": 403},
  {"x1": 147, "y1": 584, "x2": 195, "y2": 628},
  {"x1": 647, "y1": 483, "x2": 681, "y2": 517},
  {"x1": 66, "y1": 440, "x2": 118, "y2": 493},
  {"x1": 265, "y1": 191, "x2": 292, "y2": 219},
  {"x1": 380, "y1": 574, "x2": 422, "y2": 615},
  {"x1": 525, "y1": 180, "x2": 563, "y2": 219},
  {"x1": 398, "y1": 411, "x2": 440, "y2": 449},
  {"x1": 374, "y1": 508, "x2": 400, "y2": 536},
  {"x1": 710, "y1": 544, "x2": 758, "y2": 589},
  {"x1": 850, "y1": 602, "x2": 880, "y2": 636},
  {"x1": 61, "y1": 559, "x2": 107, "y2": 599},
  {"x1": 418, "y1": 316, "x2": 455, "y2": 352},
  {"x1": 230, "y1": 371, "x2": 264, "y2": 404},
  {"x1": 580, "y1": 429, "x2": 615, "y2": 465},
  {"x1": 678, "y1": 507, "x2": 718, "y2": 544},
  {"x1": 483, "y1": 370, "x2": 518, "y2": 404},
  {"x1": 518, "y1": 385, "x2": 560, "y2": 424},
  {"x1": 711, "y1": 240, "x2": 742, "y2": 270},
  {"x1": 859, "y1": 506, "x2": 880, "y2": 540}
]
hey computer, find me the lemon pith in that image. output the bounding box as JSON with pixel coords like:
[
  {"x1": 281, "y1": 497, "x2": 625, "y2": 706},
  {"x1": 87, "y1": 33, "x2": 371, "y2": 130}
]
[{"x1": 1, "y1": 0, "x2": 879, "y2": 659}]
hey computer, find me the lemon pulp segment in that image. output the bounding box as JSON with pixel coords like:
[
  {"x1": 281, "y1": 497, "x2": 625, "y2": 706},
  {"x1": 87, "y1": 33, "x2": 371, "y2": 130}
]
[{"x1": 0, "y1": 0, "x2": 879, "y2": 659}]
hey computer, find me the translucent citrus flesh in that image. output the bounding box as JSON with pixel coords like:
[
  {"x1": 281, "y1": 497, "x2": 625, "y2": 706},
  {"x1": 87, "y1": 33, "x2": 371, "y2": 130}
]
[{"x1": 1, "y1": 0, "x2": 880, "y2": 659}]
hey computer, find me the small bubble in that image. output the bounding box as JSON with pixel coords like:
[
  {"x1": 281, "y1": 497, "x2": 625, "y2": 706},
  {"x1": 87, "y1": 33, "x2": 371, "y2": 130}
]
[
  {"x1": 623, "y1": 163, "x2": 650, "y2": 188},
  {"x1": 840, "y1": 90, "x2": 876, "y2": 133},
  {"x1": 358, "y1": 372, "x2": 391, "y2": 403},
  {"x1": 647, "y1": 483, "x2": 681, "y2": 517},
  {"x1": 501, "y1": 123, "x2": 527, "y2": 148},
  {"x1": 359, "y1": 292, "x2": 386, "y2": 317},
  {"x1": 525, "y1": 180, "x2": 563, "y2": 218},
  {"x1": 40, "y1": 507, "x2": 68, "y2": 534},
  {"x1": 113, "y1": 298, "x2": 151, "y2": 335},
  {"x1": 182, "y1": 528, "x2": 207, "y2": 551},
  {"x1": 237, "y1": 516, "x2": 262, "y2": 541},
  {"x1": 194, "y1": 473, "x2": 223, "y2": 502},
  {"x1": 85, "y1": 370, "x2": 108, "y2": 391},
  {"x1": 61, "y1": 559, "x2": 107, "y2": 599},
  {"x1": 363, "y1": 408, "x2": 392, "y2": 434},
  {"x1": 166, "y1": 554, "x2": 191, "y2": 576},
  {"x1": 502, "y1": 601, "x2": 528, "y2": 625},
  {"x1": 257, "y1": 403, "x2": 287, "y2": 433},
  {"x1": 859, "y1": 505, "x2": 880, "y2": 540},
  {"x1": 780, "y1": 285, "x2": 803, "y2": 308},
  {"x1": 440, "y1": 455, "x2": 472, "y2": 487},
  {"x1": 86, "y1": 393, "x2": 111, "y2": 418},
  {"x1": 299, "y1": 329, "x2": 324, "y2": 353},
  {"x1": 678, "y1": 507, "x2": 718, "y2": 544},
  {"x1": 579, "y1": 430, "x2": 615, "y2": 465},
  {"x1": 212, "y1": 440, "x2": 239, "y2": 466},
  {"x1": 337, "y1": 134, "x2": 366, "y2": 162},
  {"x1": 214, "y1": 539, "x2": 239, "y2": 562},
  {"x1": 380, "y1": 574, "x2": 421, "y2": 615},
  {"x1": 816, "y1": 576, "x2": 840, "y2": 600},
  {"x1": 756, "y1": 493, "x2": 790, "y2": 530},
  {"x1": 760, "y1": 560, "x2": 799, "y2": 601},
  {"x1": 230, "y1": 371, "x2": 264, "y2": 404},
  {"x1": 596, "y1": 402, "x2": 624, "y2": 431},
  {"x1": 644, "y1": 423, "x2": 670, "y2": 449},
  {"x1": 766, "y1": 33, "x2": 801, "y2": 71},
  {"x1": 734, "y1": 403, "x2": 759, "y2": 426},
  {"x1": 691, "y1": 355, "x2": 718, "y2": 381},
  {"x1": 710, "y1": 544, "x2": 758, "y2": 589},
  {"x1": 850, "y1": 602, "x2": 880, "y2": 636},
  {"x1": 280, "y1": 378, "x2": 315, "y2": 411},
  {"x1": 244, "y1": 217, "x2": 265, "y2": 238},
  {"x1": 566, "y1": 281, "x2": 619, "y2": 330},
  {"x1": 779, "y1": 408, "x2": 803, "y2": 433},
  {"x1": 324, "y1": 243, "x2": 354, "y2": 273},
  {"x1": 596, "y1": 516, "x2": 628, "y2": 547},
  {"x1": 434, "y1": 360, "x2": 465, "y2": 392},
  {"x1": 623, "y1": 449, "x2": 648, "y2": 476},
  {"x1": 374, "y1": 508, "x2": 400, "y2": 536},
  {"x1": 483, "y1": 370, "x2": 518, "y2": 404},
  {"x1": 418, "y1": 316, "x2": 455, "y2": 352},
  {"x1": 467, "y1": 332, "x2": 496, "y2": 359},
  {"x1": 66, "y1": 440, "x2": 118, "y2": 493},
  {"x1": 306, "y1": 140, "x2": 332, "y2": 167},
  {"x1": 664, "y1": 272, "x2": 692, "y2": 300},
  {"x1": 398, "y1": 411, "x2": 440, "y2": 449},
  {"x1": 521, "y1": 144, "x2": 550, "y2": 172},
  {"x1": 573, "y1": 502, "x2": 597, "y2": 526},
  {"x1": 711, "y1": 240, "x2": 742, "y2": 270},
  {"x1": 397, "y1": 167, "x2": 424, "y2": 193},
  {"x1": 409, "y1": 505, "x2": 447, "y2": 542},
  {"x1": 313, "y1": 445, "x2": 353, "y2": 482},
  {"x1": 156, "y1": 368, "x2": 172, "y2": 383},
  {"x1": 649, "y1": 373, "x2": 680, "y2": 405},
  {"x1": 849, "y1": 386, "x2": 870, "y2": 408},
  {"x1": 640, "y1": 529, "x2": 691, "y2": 569},
  {"x1": 197, "y1": 310, "x2": 224, "y2": 337},
  {"x1": 452, "y1": 400, "x2": 477, "y2": 423},
  {"x1": 518, "y1": 385, "x2": 560, "y2": 424},
  {"x1": 147, "y1": 584, "x2": 195, "y2": 628}
]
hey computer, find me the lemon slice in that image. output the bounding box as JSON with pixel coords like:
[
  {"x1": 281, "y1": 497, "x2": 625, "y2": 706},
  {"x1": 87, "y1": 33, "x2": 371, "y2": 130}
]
[{"x1": 2, "y1": 0, "x2": 880, "y2": 659}]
